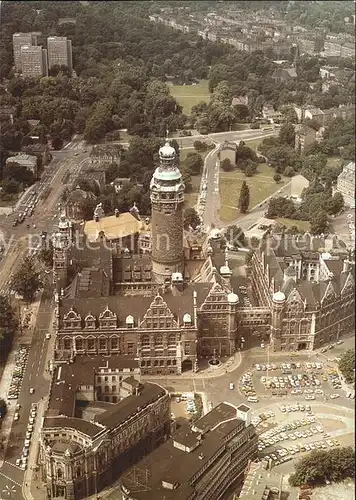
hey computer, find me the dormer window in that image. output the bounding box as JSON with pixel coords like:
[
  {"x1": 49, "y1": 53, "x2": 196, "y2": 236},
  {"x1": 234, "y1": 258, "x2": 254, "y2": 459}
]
[
  {"x1": 63, "y1": 308, "x2": 82, "y2": 329},
  {"x1": 85, "y1": 313, "x2": 96, "y2": 329},
  {"x1": 99, "y1": 306, "x2": 117, "y2": 329},
  {"x1": 126, "y1": 315, "x2": 134, "y2": 328}
]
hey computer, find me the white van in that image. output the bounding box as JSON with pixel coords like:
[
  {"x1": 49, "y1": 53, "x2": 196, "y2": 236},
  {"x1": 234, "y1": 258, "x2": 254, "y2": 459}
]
[
  {"x1": 247, "y1": 396, "x2": 259, "y2": 403},
  {"x1": 229, "y1": 383, "x2": 235, "y2": 390}
]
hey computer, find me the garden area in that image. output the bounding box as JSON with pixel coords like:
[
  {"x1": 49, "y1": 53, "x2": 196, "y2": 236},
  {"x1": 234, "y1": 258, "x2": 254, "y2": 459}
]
[{"x1": 168, "y1": 80, "x2": 211, "y2": 115}]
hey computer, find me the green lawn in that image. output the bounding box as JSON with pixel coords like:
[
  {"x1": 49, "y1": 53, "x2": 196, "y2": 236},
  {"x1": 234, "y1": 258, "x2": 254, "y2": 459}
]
[
  {"x1": 276, "y1": 218, "x2": 311, "y2": 232},
  {"x1": 169, "y1": 80, "x2": 211, "y2": 115},
  {"x1": 219, "y1": 163, "x2": 287, "y2": 223}
]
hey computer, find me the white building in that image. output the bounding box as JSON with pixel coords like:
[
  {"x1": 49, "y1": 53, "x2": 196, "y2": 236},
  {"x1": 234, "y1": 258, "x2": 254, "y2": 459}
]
[
  {"x1": 335, "y1": 162, "x2": 355, "y2": 208},
  {"x1": 6, "y1": 154, "x2": 38, "y2": 176}
]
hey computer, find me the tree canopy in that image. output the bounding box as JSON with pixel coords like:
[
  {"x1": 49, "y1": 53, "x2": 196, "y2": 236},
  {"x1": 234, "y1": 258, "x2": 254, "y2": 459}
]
[
  {"x1": 0, "y1": 295, "x2": 18, "y2": 360},
  {"x1": 10, "y1": 256, "x2": 43, "y2": 302},
  {"x1": 338, "y1": 350, "x2": 355, "y2": 384},
  {"x1": 289, "y1": 447, "x2": 355, "y2": 487}
]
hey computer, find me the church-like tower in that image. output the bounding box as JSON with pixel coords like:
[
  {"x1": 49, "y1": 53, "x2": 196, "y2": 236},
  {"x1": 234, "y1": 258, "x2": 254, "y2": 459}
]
[
  {"x1": 52, "y1": 212, "x2": 72, "y2": 291},
  {"x1": 150, "y1": 142, "x2": 185, "y2": 283}
]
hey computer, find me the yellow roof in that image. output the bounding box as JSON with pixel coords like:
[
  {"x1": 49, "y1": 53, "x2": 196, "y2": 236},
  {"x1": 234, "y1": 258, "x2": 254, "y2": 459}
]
[{"x1": 84, "y1": 212, "x2": 149, "y2": 242}]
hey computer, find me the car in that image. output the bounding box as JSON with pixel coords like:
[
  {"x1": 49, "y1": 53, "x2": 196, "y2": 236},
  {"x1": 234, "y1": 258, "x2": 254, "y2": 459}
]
[
  {"x1": 29, "y1": 417, "x2": 35, "y2": 425},
  {"x1": 16, "y1": 458, "x2": 21, "y2": 466},
  {"x1": 336, "y1": 340, "x2": 344, "y2": 345},
  {"x1": 15, "y1": 403, "x2": 21, "y2": 411},
  {"x1": 27, "y1": 424, "x2": 33, "y2": 432},
  {"x1": 24, "y1": 439, "x2": 31, "y2": 448},
  {"x1": 14, "y1": 412, "x2": 19, "y2": 421},
  {"x1": 74, "y1": 152, "x2": 79, "y2": 156},
  {"x1": 25, "y1": 431, "x2": 32, "y2": 439},
  {"x1": 229, "y1": 383, "x2": 235, "y2": 390},
  {"x1": 330, "y1": 394, "x2": 340, "y2": 399},
  {"x1": 29, "y1": 388, "x2": 34, "y2": 394}
]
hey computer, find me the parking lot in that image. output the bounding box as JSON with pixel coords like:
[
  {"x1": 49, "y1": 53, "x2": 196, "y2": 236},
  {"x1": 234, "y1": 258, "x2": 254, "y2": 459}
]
[
  {"x1": 249, "y1": 401, "x2": 354, "y2": 473},
  {"x1": 7, "y1": 346, "x2": 29, "y2": 401},
  {"x1": 238, "y1": 356, "x2": 349, "y2": 404}
]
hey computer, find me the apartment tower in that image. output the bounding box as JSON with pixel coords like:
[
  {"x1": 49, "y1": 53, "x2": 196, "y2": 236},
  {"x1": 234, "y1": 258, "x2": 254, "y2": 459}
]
[
  {"x1": 20, "y1": 45, "x2": 48, "y2": 78},
  {"x1": 13, "y1": 32, "x2": 37, "y2": 70},
  {"x1": 47, "y1": 36, "x2": 73, "y2": 74}
]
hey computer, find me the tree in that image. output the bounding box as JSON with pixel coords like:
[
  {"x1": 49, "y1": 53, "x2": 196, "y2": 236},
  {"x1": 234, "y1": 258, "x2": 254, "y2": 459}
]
[
  {"x1": 193, "y1": 140, "x2": 208, "y2": 152},
  {"x1": 278, "y1": 123, "x2": 296, "y2": 147},
  {"x1": 289, "y1": 447, "x2": 355, "y2": 487},
  {"x1": 51, "y1": 136, "x2": 63, "y2": 150},
  {"x1": 221, "y1": 158, "x2": 234, "y2": 172},
  {"x1": 0, "y1": 399, "x2": 7, "y2": 418},
  {"x1": 0, "y1": 295, "x2": 18, "y2": 359},
  {"x1": 326, "y1": 192, "x2": 344, "y2": 215},
  {"x1": 273, "y1": 173, "x2": 282, "y2": 183},
  {"x1": 184, "y1": 208, "x2": 200, "y2": 230},
  {"x1": 238, "y1": 181, "x2": 250, "y2": 214},
  {"x1": 338, "y1": 350, "x2": 355, "y2": 384},
  {"x1": 10, "y1": 256, "x2": 43, "y2": 302},
  {"x1": 185, "y1": 153, "x2": 203, "y2": 176},
  {"x1": 310, "y1": 209, "x2": 328, "y2": 235},
  {"x1": 267, "y1": 197, "x2": 296, "y2": 219},
  {"x1": 37, "y1": 240, "x2": 54, "y2": 268}
]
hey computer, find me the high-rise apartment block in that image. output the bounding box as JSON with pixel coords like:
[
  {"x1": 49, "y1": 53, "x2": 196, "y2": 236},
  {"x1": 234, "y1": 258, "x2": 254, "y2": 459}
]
[
  {"x1": 20, "y1": 45, "x2": 48, "y2": 78},
  {"x1": 47, "y1": 36, "x2": 73, "y2": 73},
  {"x1": 13, "y1": 32, "x2": 37, "y2": 70}
]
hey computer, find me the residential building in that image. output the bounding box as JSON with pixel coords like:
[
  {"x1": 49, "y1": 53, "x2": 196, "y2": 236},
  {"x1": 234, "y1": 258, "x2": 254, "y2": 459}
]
[
  {"x1": 47, "y1": 36, "x2": 73, "y2": 74},
  {"x1": 294, "y1": 125, "x2": 316, "y2": 152},
  {"x1": 272, "y1": 67, "x2": 297, "y2": 83},
  {"x1": 335, "y1": 162, "x2": 355, "y2": 208},
  {"x1": 5, "y1": 154, "x2": 38, "y2": 176},
  {"x1": 66, "y1": 186, "x2": 96, "y2": 222},
  {"x1": 12, "y1": 32, "x2": 37, "y2": 70},
  {"x1": 120, "y1": 403, "x2": 258, "y2": 500},
  {"x1": 40, "y1": 357, "x2": 170, "y2": 499},
  {"x1": 20, "y1": 45, "x2": 48, "y2": 78}
]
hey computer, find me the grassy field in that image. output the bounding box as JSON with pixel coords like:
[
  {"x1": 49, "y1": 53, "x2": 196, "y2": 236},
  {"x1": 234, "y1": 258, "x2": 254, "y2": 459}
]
[
  {"x1": 169, "y1": 80, "x2": 211, "y2": 115},
  {"x1": 276, "y1": 217, "x2": 311, "y2": 232},
  {"x1": 219, "y1": 163, "x2": 287, "y2": 223}
]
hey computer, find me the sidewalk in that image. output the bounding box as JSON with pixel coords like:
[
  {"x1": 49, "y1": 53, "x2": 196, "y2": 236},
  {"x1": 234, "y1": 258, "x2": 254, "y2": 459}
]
[{"x1": 142, "y1": 351, "x2": 242, "y2": 381}]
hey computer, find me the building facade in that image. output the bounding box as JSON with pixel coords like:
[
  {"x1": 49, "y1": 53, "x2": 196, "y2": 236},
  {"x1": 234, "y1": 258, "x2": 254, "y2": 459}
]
[
  {"x1": 5, "y1": 154, "x2": 38, "y2": 176},
  {"x1": 335, "y1": 161, "x2": 355, "y2": 208},
  {"x1": 120, "y1": 402, "x2": 258, "y2": 500},
  {"x1": 12, "y1": 32, "x2": 37, "y2": 70},
  {"x1": 40, "y1": 357, "x2": 170, "y2": 500},
  {"x1": 20, "y1": 45, "x2": 48, "y2": 78},
  {"x1": 47, "y1": 36, "x2": 73, "y2": 73},
  {"x1": 51, "y1": 143, "x2": 355, "y2": 377}
]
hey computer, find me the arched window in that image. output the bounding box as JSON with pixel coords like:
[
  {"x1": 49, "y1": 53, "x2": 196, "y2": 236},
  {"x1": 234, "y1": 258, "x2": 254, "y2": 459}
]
[{"x1": 57, "y1": 468, "x2": 63, "y2": 479}]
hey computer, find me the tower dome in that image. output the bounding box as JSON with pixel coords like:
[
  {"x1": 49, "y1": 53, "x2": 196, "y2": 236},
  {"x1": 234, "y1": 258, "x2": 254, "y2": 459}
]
[
  {"x1": 159, "y1": 141, "x2": 176, "y2": 159},
  {"x1": 273, "y1": 291, "x2": 286, "y2": 303},
  {"x1": 227, "y1": 292, "x2": 239, "y2": 304}
]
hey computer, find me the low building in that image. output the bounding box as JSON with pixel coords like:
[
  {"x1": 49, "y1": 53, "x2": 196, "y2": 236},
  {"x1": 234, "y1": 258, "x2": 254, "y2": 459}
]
[
  {"x1": 335, "y1": 161, "x2": 355, "y2": 208},
  {"x1": 290, "y1": 174, "x2": 310, "y2": 198},
  {"x1": 40, "y1": 357, "x2": 170, "y2": 500},
  {"x1": 5, "y1": 153, "x2": 38, "y2": 176},
  {"x1": 272, "y1": 67, "x2": 297, "y2": 83},
  {"x1": 66, "y1": 186, "x2": 96, "y2": 222},
  {"x1": 295, "y1": 125, "x2": 316, "y2": 152},
  {"x1": 90, "y1": 145, "x2": 121, "y2": 165},
  {"x1": 219, "y1": 141, "x2": 237, "y2": 166},
  {"x1": 120, "y1": 402, "x2": 258, "y2": 500},
  {"x1": 262, "y1": 105, "x2": 283, "y2": 123}
]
